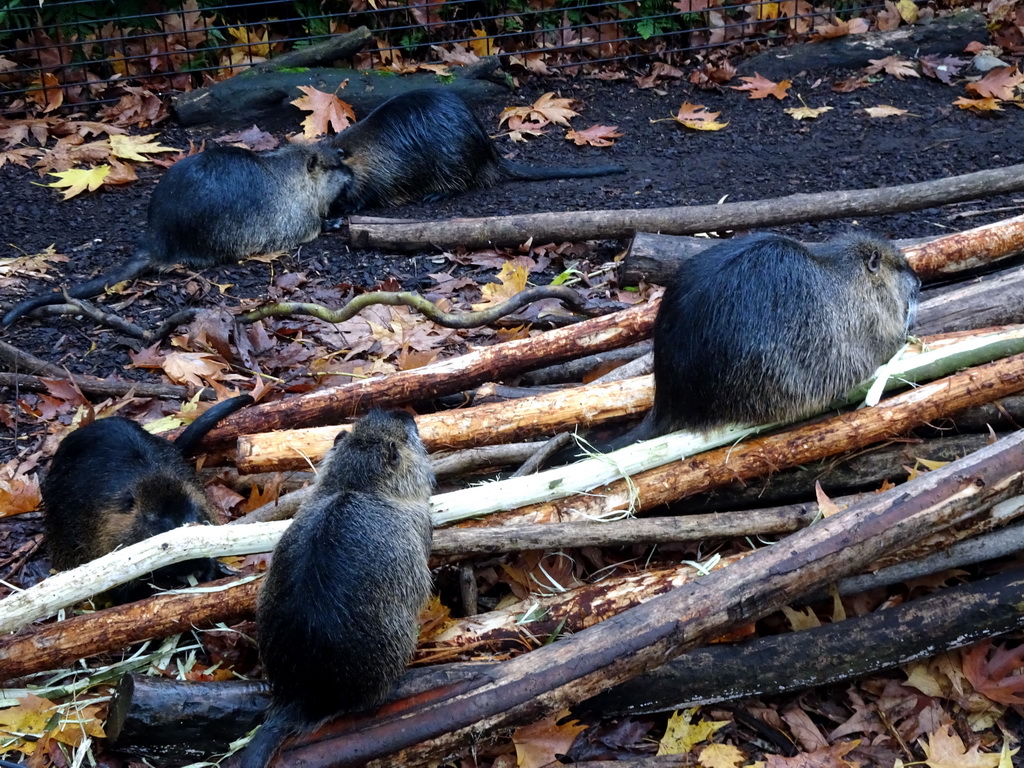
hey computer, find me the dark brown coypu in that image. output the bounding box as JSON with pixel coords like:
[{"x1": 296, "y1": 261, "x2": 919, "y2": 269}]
[
  {"x1": 42, "y1": 394, "x2": 253, "y2": 601},
  {"x1": 593, "y1": 233, "x2": 920, "y2": 453},
  {"x1": 327, "y1": 88, "x2": 627, "y2": 213},
  {"x1": 238, "y1": 409, "x2": 434, "y2": 768},
  {"x1": 3, "y1": 143, "x2": 352, "y2": 326}
]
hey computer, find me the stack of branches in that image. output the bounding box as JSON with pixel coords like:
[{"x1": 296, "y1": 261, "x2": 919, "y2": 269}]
[{"x1": 4, "y1": 178, "x2": 1024, "y2": 765}]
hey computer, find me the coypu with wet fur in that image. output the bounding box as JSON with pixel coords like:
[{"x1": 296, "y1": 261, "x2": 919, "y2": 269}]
[
  {"x1": 42, "y1": 395, "x2": 254, "y2": 600},
  {"x1": 238, "y1": 409, "x2": 434, "y2": 768},
  {"x1": 3, "y1": 143, "x2": 351, "y2": 325},
  {"x1": 327, "y1": 88, "x2": 627, "y2": 213},
  {"x1": 593, "y1": 233, "x2": 920, "y2": 452}
]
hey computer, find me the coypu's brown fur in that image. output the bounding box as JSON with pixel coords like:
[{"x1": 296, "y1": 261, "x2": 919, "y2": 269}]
[{"x1": 238, "y1": 409, "x2": 434, "y2": 768}]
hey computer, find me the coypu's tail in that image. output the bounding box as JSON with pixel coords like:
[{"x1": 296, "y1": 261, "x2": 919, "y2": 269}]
[
  {"x1": 498, "y1": 160, "x2": 627, "y2": 181},
  {"x1": 174, "y1": 394, "x2": 255, "y2": 455},
  {"x1": 2, "y1": 253, "x2": 154, "y2": 326},
  {"x1": 235, "y1": 706, "x2": 298, "y2": 768}
]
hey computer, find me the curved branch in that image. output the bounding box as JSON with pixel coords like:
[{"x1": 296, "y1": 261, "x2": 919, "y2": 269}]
[{"x1": 237, "y1": 286, "x2": 593, "y2": 328}]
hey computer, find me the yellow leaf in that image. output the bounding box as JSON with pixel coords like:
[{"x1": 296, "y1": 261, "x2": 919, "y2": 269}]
[
  {"x1": 921, "y1": 723, "x2": 1002, "y2": 768},
  {"x1": 896, "y1": 0, "x2": 918, "y2": 22},
  {"x1": 473, "y1": 261, "x2": 529, "y2": 310},
  {"x1": 785, "y1": 104, "x2": 833, "y2": 120},
  {"x1": 864, "y1": 105, "x2": 911, "y2": 117},
  {"x1": 782, "y1": 604, "x2": 821, "y2": 630},
  {"x1": 953, "y1": 96, "x2": 1004, "y2": 112},
  {"x1": 42, "y1": 165, "x2": 111, "y2": 199},
  {"x1": 757, "y1": 1, "x2": 780, "y2": 19},
  {"x1": 470, "y1": 29, "x2": 494, "y2": 57},
  {"x1": 108, "y1": 133, "x2": 177, "y2": 162},
  {"x1": 699, "y1": 742, "x2": 747, "y2": 767},
  {"x1": 0, "y1": 693, "x2": 57, "y2": 756},
  {"x1": 657, "y1": 708, "x2": 728, "y2": 756},
  {"x1": 663, "y1": 102, "x2": 729, "y2": 131}
]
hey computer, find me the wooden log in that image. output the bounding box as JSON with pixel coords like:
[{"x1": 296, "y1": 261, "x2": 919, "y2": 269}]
[
  {"x1": 478, "y1": 352, "x2": 1024, "y2": 526},
  {"x1": 0, "y1": 576, "x2": 261, "y2": 682},
  {"x1": 621, "y1": 214, "x2": 1024, "y2": 286},
  {"x1": 97, "y1": 534, "x2": 1024, "y2": 758},
  {"x1": 914, "y1": 262, "x2": 1024, "y2": 335},
  {"x1": 346, "y1": 166, "x2": 1024, "y2": 252},
  {"x1": 586, "y1": 567, "x2": 1024, "y2": 714},
  {"x1": 0, "y1": 502, "x2": 811, "y2": 681},
  {"x1": 173, "y1": 51, "x2": 509, "y2": 128},
  {"x1": 277, "y1": 431, "x2": 1024, "y2": 767},
  {"x1": 519, "y1": 340, "x2": 653, "y2": 386},
  {"x1": 236, "y1": 375, "x2": 653, "y2": 473},
  {"x1": 192, "y1": 302, "x2": 656, "y2": 449}
]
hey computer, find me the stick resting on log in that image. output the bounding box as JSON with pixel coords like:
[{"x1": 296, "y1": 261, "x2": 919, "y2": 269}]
[{"x1": 346, "y1": 165, "x2": 1024, "y2": 251}]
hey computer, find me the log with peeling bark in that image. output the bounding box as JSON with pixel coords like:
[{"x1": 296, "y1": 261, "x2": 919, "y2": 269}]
[
  {"x1": 236, "y1": 375, "x2": 653, "y2": 473},
  {"x1": 273, "y1": 431, "x2": 1024, "y2": 767},
  {"x1": 190, "y1": 302, "x2": 655, "y2": 449},
  {"x1": 99, "y1": 565, "x2": 1024, "y2": 757},
  {"x1": 476, "y1": 352, "x2": 1024, "y2": 527},
  {"x1": 914, "y1": 262, "x2": 1024, "y2": 336},
  {"x1": 622, "y1": 213, "x2": 1024, "y2": 285},
  {"x1": 346, "y1": 167, "x2": 1024, "y2": 252}
]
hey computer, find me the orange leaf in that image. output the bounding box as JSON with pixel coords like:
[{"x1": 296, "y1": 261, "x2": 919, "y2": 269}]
[
  {"x1": 730, "y1": 72, "x2": 791, "y2": 100},
  {"x1": 962, "y1": 639, "x2": 1024, "y2": 706},
  {"x1": 513, "y1": 710, "x2": 587, "y2": 768},
  {"x1": 564, "y1": 124, "x2": 624, "y2": 146},
  {"x1": 665, "y1": 102, "x2": 729, "y2": 131},
  {"x1": 290, "y1": 86, "x2": 356, "y2": 139},
  {"x1": 966, "y1": 65, "x2": 1024, "y2": 100}
]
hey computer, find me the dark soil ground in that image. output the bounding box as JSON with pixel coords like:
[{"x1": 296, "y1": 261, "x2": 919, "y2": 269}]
[{"x1": 3, "y1": 44, "x2": 1024, "y2": 406}]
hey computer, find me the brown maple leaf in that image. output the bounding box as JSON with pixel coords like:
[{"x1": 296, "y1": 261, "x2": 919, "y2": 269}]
[
  {"x1": 918, "y1": 55, "x2": 967, "y2": 85},
  {"x1": 662, "y1": 102, "x2": 729, "y2": 130},
  {"x1": 291, "y1": 86, "x2": 356, "y2": 139},
  {"x1": 962, "y1": 639, "x2": 1024, "y2": 706},
  {"x1": 919, "y1": 723, "x2": 1003, "y2": 768},
  {"x1": 966, "y1": 65, "x2": 1024, "y2": 100},
  {"x1": 730, "y1": 73, "x2": 791, "y2": 100},
  {"x1": 499, "y1": 92, "x2": 580, "y2": 130},
  {"x1": 865, "y1": 55, "x2": 920, "y2": 80},
  {"x1": 565, "y1": 124, "x2": 624, "y2": 146}
]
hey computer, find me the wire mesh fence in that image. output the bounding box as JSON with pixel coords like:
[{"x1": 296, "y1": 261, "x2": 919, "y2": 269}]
[{"x1": 0, "y1": 0, "x2": 882, "y2": 112}]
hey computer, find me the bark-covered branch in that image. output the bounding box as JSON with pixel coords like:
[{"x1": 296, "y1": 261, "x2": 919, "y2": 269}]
[
  {"x1": 346, "y1": 165, "x2": 1024, "y2": 251},
  {"x1": 237, "y1": 286, "x2": 602, "y2": 327}
]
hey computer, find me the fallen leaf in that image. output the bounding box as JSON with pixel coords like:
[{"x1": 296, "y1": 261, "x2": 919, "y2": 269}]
[
  {"x1": 161, "y1": 351, "x2": 235, "y2": 388},
  {"x1": 953, "y1": 96, "x2": 1004, "y2": 112},
  {"x1": 0, "y1": 244, "x2": 68, "y2": 288},
  {"x1": 919, "y1": 54, "x2": 968, "y2": 84},
  {"x1": 966, "y1": 66, "x2": 1024, "y2": 100},
  {"x1": 565, "y1": 124, "x2": 624, "y2": 146},
  {"x1": 730, "y1": 72, "x2": 792, "y2": 99},
  {"x1": 513, "y1": 710, "x2": 587, "y2": 768},
  {"x1": 962, "y1": 640, "x2": 1024, "y2": 706},
  {"x1": 920, "y1": 723, "x2": 1002, "y2": 768},
  {"x1": 291, "y1": 86, "x2": 356, "y2": 139},
  {"x1": 0, "y1": 146, "x2": 40, "y2": 169},
  {"x1": 896, "y1": 0, "x2": 918, "y2": 23},
  {"x1": 108, "y1": 133, "x2": 177, "y2": 162},
  {"x1": 657, "y1": 708, "x2": 728, "y2": 755},
  {"x1": 0, "y1": 458, "x2": 41, "y2": 518},
  {"x1": 663, "y1": 102, "x2": 729, "y2": 131},
  {"x1": 470, "y1": 29, "x2": 495, "y2": 57},
  {"x1": 473, "y1": 261, "x2": 529, "y2": 310},
  {"x1": 42, "y1": 165, "x2": 111, "y2": 199},
  {"x1": 864, "y1": 105, "x2": 911, "y2": 117},
  {"x1": 784, "y1": 103, "x2": 833, "y2": 120},
  {"x1": 499, "y1": 92, "x2": 580, "y2": 130},
  {"x1": 217, "y1": 125, "x2": 279, "y2": 151},
  {"x1": 26, "y1": 72, "x2": 63, "y2": 112},
  {"x1": 865, "y1": 55, "x2": 920, "y2": 80},
  {"x1": 833, "y1": 75, "x2": 873, "y2": 92},
  {"x1": 699, "y1": 743, "x2": 748, "y2": 767}
]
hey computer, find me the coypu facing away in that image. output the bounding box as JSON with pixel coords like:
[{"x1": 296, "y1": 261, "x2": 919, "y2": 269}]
[
  {"x1": 42, "y1": 394, "x2": 254, "y2": 601},
  {"x1": 594, "y1": 233, "x2": 920, "y2": 452},
  {"x1": 3, "y1": 143, "x2": 351, "y2": 326},
  {"x1": 327, "y1": 88, "x2": 628, "y2": 213},
  {"x1": 238, "y1": 409, "x2": 434, "y2": 768}
]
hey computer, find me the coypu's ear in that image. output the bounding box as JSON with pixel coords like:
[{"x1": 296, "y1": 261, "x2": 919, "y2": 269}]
[
  {"x1": 333, "y1": 429, "x2": 349, "y2": 446},
  {"x1": 866, "y1": 249, "x2": 883, "y2": 274},
  {"x1": 388, "y1": 440, "x2": 401, "y2": 467},
  {"x1": 306, "y1": 153, "x2": 320, "y2": 173}
]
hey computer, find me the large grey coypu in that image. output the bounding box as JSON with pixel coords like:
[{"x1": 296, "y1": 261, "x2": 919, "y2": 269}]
[
  {"x1": 238, "y1": 409, "x2": 434, "y2": 768},
  {"x1": 3, "y1": 142, "x2": 351, "y2": 325},
  {"x1": 327, "y1": 88, "x2": 627, "y2": 213},
  {"x1": 604, "y1": 233, "x2": 920, "y2": 449},
  {"x1": 42, "y1": 394, "x2": 254, "y2": 602}
]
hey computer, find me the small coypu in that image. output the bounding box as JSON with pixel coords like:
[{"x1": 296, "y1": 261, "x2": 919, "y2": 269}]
[
  {"x1": 600, "y1": 233, "x2": 919, "y2": 451},
  {"x1": 42, "y1": 394, "x2": 254, "y2": 600},
  {"x1": 239, "y1": 409, "x2": 434, "y2": 768},
  {"x1": 3, "y1": 143, "x2": 351, "y2": 326},
  {"x1": 327, "y1": 88, "x2": 627, "y2": 213}
]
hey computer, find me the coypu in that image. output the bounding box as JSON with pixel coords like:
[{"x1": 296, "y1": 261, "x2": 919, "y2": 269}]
[
  {"x1": 327, "y1": 88, "x2": 627, "y2": 213},
  {"x1": 595, "y1": 233, "x2": 920, "y2": 452},
  {"x1": 3, "y1": 143, "x2": 351, "y2": 326},
  {"x1": 42, "y1": 394, "x2": 254, "y2": 600},
  {"x1": 238, "y1": 409, "x2": 434, "y2": 768}
]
